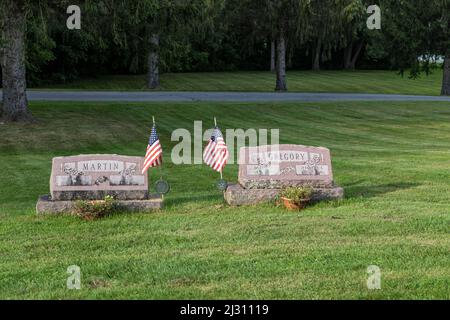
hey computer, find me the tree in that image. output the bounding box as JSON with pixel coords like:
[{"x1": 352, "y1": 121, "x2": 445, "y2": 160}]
[
  {"x1": 306, "y1": 0, "x2": 346, "y2": 71},
  {"x1": 114, "y1": 0, "x2": 208, "y2": 89},
  {"x1": 439, "y1": 0, "x2": 450, "y2": 95},
  {"x1": 443, "y1": 51, "x2": 450, "y2": 95},
  {"x1": 341, "y1": 0, "x2": 368, "y2": 69},
  {"x1": 263, "y1": 0, "x2": 309, "y2": 91},
  {"x1": 376, "y1": 0, "x2": 450, "y2": 95},
  {"x1": 0, "y1": 0, "x2": 32, "y2": 121},
  {"x1": 270, "y1": 40, "x2": 276, "y2": 71}
]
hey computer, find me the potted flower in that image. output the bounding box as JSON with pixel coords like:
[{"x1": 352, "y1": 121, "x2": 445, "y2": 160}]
[{"x1": 279, "y1": 186, "x2": 313, "y2": 210}]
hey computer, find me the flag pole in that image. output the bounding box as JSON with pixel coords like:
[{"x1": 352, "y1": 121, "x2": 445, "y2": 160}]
[
  {"x1": 215, "y1": 116, "x2": 223, "y2": 180},
  {"x1": 153, "y1": 115, "x2": 163, "y2": 180}
]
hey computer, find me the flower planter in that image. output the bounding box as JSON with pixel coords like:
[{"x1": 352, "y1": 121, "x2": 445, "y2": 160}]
[{"x1": 280, "y1": 197, "x2": 311, "y2": 210}]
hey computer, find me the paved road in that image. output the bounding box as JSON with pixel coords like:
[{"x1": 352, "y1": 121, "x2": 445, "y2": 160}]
[{"x1": 1, "y1": 90, "x2": 450, "y2": 102}]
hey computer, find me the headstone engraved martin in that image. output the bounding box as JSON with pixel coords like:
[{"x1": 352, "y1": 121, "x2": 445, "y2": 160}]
[
  {"x1": 224, "y1": 145, "x2": 343, "y2": 206},
  {"x1": 36, "y1": 154, "x2": 163, "y2": 214},
  {"x1": 50, "y1": 154, "x2": 147, "y2": 200}
]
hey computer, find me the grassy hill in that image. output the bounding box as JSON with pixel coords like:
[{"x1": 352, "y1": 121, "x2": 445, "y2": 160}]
[
  {"x1": 38, "y1": 70, "x2": 444, "y2": 96},
  {"x1": 0, "y1": 101, "x2": 449, "y2": 299}
]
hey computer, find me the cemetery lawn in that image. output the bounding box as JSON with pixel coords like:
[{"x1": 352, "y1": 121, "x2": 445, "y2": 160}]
[
  {"x1": 38, "y1": 69, "x2": 443, "y2": 95},
  {"x1": 1, "y1": 101, "x2": 450, "y2": 300}
]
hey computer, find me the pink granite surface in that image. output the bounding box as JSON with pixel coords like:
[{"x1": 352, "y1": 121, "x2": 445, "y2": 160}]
[
  {"x1": 238, "y1": 144, "x2": 334, "y2": 188},
  {"x1": 50, "y1": 154, "x2": 148, "y2": 200}
]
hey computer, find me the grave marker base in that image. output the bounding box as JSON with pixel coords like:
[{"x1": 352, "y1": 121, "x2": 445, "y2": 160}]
[
  {"x1": 224, "y1": 184, "x2": 344, "y2": 206},
  {"x1": 36, "y1": 194, "x2": 163, "y2": 215}
]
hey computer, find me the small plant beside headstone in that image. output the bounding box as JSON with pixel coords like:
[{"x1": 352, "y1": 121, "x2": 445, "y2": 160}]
[
  {"x1": 73, "y1": 195, "x2": 117, "y2": 220},
  {"x1": 278, "y1": 186, "x2": 313, "y2": 210}
]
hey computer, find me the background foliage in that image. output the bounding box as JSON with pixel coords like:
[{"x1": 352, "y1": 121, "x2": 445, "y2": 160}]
[{"x1": 1, "y1": 0, "x2": 448, "y2": 85}]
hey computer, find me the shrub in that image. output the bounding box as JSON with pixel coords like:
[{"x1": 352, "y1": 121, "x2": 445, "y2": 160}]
[
  {"x1": 279, "y1": 186, "x2": 313, "y2": 203},
  {"x1": 73, "y1": 195, "x2": 117, "y2": 220}
]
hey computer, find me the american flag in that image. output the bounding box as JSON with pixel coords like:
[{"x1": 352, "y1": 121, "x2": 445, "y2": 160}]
[
  {"x1": 203, "y1": 127, "x2": 229, "y2": 172},
  {"x1": 142, "y1": 125, "x2": 162, "y2": 174}
]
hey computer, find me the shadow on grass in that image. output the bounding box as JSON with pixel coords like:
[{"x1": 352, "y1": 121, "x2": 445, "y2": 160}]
[
  {"x1": 344, "y1": 182, "x2": 420, "y2": 199},
  {"x1": 164, "y1": 193, "x2": 223, "y2": 208},
  {"x1": 162, "y1": 182, "x2": 420, "y2": 209}
]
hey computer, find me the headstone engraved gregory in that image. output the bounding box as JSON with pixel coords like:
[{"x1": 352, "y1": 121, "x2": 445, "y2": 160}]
[
  {"x1": 36, "y1": 154, "x2": 163, "y2": 214},
  {"x1": 224, "y1": 144, "x2": 344, "y2": 206}
]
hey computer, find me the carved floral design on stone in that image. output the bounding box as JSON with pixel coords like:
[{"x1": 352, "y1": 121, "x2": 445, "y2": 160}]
[
  {"x1": 63, "y1": 165, "x2": 84, "y2": 177},
  {"x1": 119, "y1": 164, "x2": 137, "y2": 177},
  {"x1": 280, "y1": 166, "x2": 295, "y2": 175},
  {"x1": 94, "y1": 176, "x2": 109, "y2": 185},
  {"x1": 63, "y1": 165, "x2": 85, "y2": 185},
  {"x1": 254, "y1": 158, "x2": 273, "y2": 175},
  {"x1": 303, "y1": 155, "x2": 322, "y2": 176}
]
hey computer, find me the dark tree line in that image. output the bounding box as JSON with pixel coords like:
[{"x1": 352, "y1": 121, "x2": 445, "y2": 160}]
[{"x1": 1, "y1": 0, "x2": 449, "y2": 122}]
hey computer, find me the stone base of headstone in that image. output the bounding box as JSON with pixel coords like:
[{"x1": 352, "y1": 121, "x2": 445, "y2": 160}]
[
  {"x1": 51, "y1": 190, "x2": 149, "y2": 201},
  {"x1": 224, "y1": 184, "x2": 344, "y2": 206},
  {"x1": 36, "y1": 194, "x2": 163, "y2": 215}
]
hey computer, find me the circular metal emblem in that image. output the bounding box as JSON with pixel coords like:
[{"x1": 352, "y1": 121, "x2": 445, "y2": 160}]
[
  {"x1": 155, "y1": 179, "x2": 170, "y2": 195},
  {"x1": 216, "y1": 179, "x2": 228, "y2": 191}
]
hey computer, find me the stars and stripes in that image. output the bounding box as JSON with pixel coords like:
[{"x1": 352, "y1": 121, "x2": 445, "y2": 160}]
[
  {"x1": 142, "y1": 125, "x2": 162, "y2": 174},
  {"x1": 203, "y1": 126, "x2": 229, "y2": 172}
]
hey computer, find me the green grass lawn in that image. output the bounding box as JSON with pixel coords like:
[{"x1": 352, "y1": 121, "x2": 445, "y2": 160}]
[
  {"x1": 38, "y1": 69, "x2": 444, "y2": 95},
  {"x1": 0, "y1": 101, "x2": 449, "y2": 299}
]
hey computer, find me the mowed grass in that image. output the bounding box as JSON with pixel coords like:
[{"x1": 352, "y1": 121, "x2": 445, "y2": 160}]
[
  {"x1": 0, "y1": 101, "x2": 449, "y2": 299},
  {"x1": 39, "y1": 69, "x2": 444, "y2": 95}
]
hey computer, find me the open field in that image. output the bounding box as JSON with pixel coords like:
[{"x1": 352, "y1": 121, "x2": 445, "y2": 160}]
[
  {"x1": 0, "y1": 101, "x2": 449, "y2": 299},
  {"x1": 38, "y1": 70, "x2": 444, "y2": 96}
]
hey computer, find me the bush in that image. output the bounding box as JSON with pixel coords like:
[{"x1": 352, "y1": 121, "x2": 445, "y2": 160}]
[{"x1": 73, "y1": 195, "x2": 117, "y2": 220}]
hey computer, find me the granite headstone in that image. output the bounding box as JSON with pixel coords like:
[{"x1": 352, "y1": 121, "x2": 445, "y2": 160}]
[
  {"x1": 37, "y1": 154, "x2": 162, "y2": 214},
  {"x1": 225, "y1": 144, "x2": 343, "y2": 206}
]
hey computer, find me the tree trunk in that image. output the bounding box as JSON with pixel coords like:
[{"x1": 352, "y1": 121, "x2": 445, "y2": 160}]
[
  {"x1": 344, "y1": 43, "x2": 353, "y2": 69},
  {"x1": 147, "y1": 33, "x2": 160, "y2": 89},
  {"x1": 349, "y1": 41, "x2": 364, "y2": 70},
  {"x1": 129, "y1": 38, "x2": 140, "y2": 74},
  {"x1": 312, "y1": 40, "x2": 321, "y2": 71},
  {"x1": 441, "y1": 54, "x2": 450, "y2": 96},
  {"x1": 275, "y1": 32, "x2": 287, "y2": 91},
  {"x1": 0, "y1": 0, "x2": 32, "y2": 122},
  {"x1": 270, "y1": 40, "x2": 276, "y2": 72}
]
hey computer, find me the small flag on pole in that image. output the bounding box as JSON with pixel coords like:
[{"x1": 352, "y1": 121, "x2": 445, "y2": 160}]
[
  {"x1": 203, "y1": 123, "x2": 229, "y2": 173},
  {"x1": 142, "y1": 119, "x2": 162, "y2": 174}
]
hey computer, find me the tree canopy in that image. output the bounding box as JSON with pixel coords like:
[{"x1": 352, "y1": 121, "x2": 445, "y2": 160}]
[
  {"x1": 1, "y1": 0, "x2": 445, "y2": 82},
  {"x1": 1, "y1": 0, "x2": 449, "y2": 121}
]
